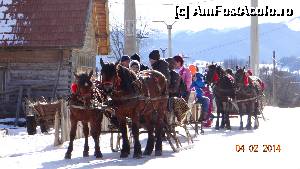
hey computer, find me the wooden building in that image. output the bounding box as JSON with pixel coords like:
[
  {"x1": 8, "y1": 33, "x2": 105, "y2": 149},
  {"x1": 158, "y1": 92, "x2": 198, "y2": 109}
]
[{"x1": 0, "y1": 0, "x2": 109, "y2": 117}]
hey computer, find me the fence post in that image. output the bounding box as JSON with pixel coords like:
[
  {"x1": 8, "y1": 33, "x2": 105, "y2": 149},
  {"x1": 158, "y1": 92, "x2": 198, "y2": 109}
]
[
  {"x1": 15, "y1": 86, "x2": 23, "y2": 126},
  {"x1": 54, "y1": 109, "x2": 61, "y2": 146}
]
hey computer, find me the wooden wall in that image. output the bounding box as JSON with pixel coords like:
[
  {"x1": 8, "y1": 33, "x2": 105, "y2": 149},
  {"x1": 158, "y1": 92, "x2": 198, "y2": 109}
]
[{"x1": 0, "y1": 49, "x2": 72, "y2": 116}]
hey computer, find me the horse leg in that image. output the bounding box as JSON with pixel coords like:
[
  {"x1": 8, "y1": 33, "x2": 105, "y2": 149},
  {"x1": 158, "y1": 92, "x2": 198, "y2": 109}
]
[
  {"x1": 215, "y1": 100, "x2": 221, "y2": 130},
  {"x1": 143, "y1": 122, "x2": 155, "y2": 156},
  {"x1": 65, "y1": 119, "x2": 78, "y2": 159},
  {"x1": 246, "y1": 103, "x2": 252, "y2": 130},
  {"x1": 238, "y1": 103, "x2": 243, "y2": 130},
  {"x1": 254, "y1": 102, "x2": 259, "y2": 129},
  {"x1": 91, "y1": 120, "x2": 103, "y2": 158},
  {"x1": 220, "y1": 102, "x2": 226, "y2": 129},
  {"x1": 154, "y1": 124, "x2": 163, "y2": 156},
  {"x1": 119, "y1": 120, "x2": 130, "y2": 158},
  {"x1": 225, "y1": 103, "x2": 231, "y2": 130},
  {"x1": 132, "y1": 121, "x2": 142, "y2": 158},
  {"x1": 82, "y1": 122, "x2": 89, "y2": 157}
]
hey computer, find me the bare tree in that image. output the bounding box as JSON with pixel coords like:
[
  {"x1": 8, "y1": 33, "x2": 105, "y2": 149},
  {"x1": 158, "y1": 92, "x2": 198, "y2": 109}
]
[
  {"x1": 109, "y1": 17, "x2": 157, "y2": 61},
  {"x1": 110, "y1": 20, "x2": 124, "y2": 61}
]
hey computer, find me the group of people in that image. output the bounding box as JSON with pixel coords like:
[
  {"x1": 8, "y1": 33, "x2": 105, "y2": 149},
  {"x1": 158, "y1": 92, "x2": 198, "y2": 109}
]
[{"x1": 117, "y1": 50, "x2": 213, "y2": 127}]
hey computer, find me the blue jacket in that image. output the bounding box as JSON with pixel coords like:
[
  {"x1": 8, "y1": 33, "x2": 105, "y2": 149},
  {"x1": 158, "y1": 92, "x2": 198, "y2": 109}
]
[{"x1": 190, "y1": 73, "x2": 205, "y2": 98}]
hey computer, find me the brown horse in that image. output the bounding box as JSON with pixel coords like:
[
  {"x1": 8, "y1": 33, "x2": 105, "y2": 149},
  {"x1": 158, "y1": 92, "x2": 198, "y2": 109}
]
[
  {"x1": 65, "y1": 71, "x2": 104, "y2": 159},
  {"x1": 100, "y1": 58, "x2": 168, "y2": 158},
  {"x1": 234, "y1": 67, "x2": 264, "y2": 130},
  {"x1": 205, "y1": 64, "x2": 235, "y2": 130}
]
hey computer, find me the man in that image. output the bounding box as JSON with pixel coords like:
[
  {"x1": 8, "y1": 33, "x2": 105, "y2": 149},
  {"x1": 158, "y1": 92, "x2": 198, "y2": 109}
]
[
  {"x1": 120, "y1": 55, "x2": 130, "y2": 68},
  {"x1": 130, "y1": 53, "x2": 149, "y2": 71},
  {"x1": 173, "y1": 55, "x2": 192, "y2": 102},
  {"x1": 165, "y1": 57, "x2": 181, "y2": 97},
  {"x1": 148, "y1": 49, "x2": 170, "y2": 83}
]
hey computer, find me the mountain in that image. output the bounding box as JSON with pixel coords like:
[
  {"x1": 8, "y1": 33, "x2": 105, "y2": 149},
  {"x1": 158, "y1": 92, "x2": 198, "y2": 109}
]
[{"x1": 139, "y1": 22, "x2": 300, "y2": 64}]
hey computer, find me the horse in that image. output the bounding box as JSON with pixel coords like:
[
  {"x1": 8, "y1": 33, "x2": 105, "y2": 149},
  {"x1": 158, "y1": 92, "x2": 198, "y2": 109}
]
[
  {"x1": 65, "y1": 70, "x2": 104, "y2": 159},
  {"x1": 100, "y1": 58, "x2": 168, "y2": 158},
  {"x1": 205, "y1": 64, "x2": 235, "y2": 130},
  {"x1": 234, "y1": 67, "x2": 263, "y2": 130}
]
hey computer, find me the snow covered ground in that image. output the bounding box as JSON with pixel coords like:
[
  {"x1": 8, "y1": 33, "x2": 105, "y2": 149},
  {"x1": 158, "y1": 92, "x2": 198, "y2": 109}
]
[{"x1": 0, "y1": 106, "x2": 299, "y2": 169}]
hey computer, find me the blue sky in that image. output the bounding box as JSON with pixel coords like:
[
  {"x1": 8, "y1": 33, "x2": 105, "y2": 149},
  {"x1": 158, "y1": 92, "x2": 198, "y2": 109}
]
[{"x1": 109, "y1": 0, "x2": 300, "y2": 32}]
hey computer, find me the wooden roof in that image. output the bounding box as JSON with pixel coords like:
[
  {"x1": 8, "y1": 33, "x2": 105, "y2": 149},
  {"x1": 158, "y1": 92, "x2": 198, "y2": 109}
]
[{"x1": 0, "y1": 0, "x2": 109, "y2": 54}]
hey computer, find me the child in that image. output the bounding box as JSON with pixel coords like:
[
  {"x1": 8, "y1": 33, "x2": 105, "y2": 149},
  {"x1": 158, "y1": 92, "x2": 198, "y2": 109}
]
[{"x1": 190, "y1": 73, "x2": 210, "y2": 123}]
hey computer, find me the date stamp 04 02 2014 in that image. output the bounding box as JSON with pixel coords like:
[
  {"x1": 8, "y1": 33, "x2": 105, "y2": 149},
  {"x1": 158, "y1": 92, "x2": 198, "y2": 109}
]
[{"x1": 235, "y1": 144, "x2": 281, "y2": 153}]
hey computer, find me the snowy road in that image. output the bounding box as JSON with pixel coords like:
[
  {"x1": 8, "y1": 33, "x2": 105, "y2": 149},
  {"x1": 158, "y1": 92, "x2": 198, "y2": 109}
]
[{"x1": 0, "y1": 106, "x2": 299, "y2": 169}]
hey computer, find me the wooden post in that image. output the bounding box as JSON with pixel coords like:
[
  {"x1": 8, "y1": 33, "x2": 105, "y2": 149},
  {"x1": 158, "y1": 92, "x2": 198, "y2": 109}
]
[
  {"x1": 15, "y1": 86, "x2": 23, "y2": 126},
  {"x1": 54, "y1": 110, "x2": 61, "y2": 146}
]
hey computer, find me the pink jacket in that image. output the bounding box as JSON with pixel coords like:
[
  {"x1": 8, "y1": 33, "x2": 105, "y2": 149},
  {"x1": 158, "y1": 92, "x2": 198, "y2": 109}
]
[{"x1": 179, "y1": 66, "x2": 192, "y2": 92}]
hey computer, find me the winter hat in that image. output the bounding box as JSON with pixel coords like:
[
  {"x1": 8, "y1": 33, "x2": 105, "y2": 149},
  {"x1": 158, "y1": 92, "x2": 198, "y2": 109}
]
[
  {"x1": 149, "y1": 50, "x2": 160, "y2": 60},
  {"x1": 129, "y1": 60, "x2": 140, "y2": 70},
  {"x1": 130, "y1": 53, "x2": 141, "y2": 62},
  {"x1": 165, "y1": 57, "x2": 175, "y2": 70},
  {"x1": 121, "y1": 55, "x2": 130, "y2": 62}
]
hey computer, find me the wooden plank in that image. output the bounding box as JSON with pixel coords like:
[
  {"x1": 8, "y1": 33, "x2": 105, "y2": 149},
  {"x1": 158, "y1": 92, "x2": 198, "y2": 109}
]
[{"x1": 15, "y1": 86, "x2": 23, "y2": 126}]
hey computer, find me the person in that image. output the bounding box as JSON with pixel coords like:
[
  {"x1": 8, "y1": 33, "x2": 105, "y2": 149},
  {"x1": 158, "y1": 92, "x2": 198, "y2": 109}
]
[
  {"x1": 130, "y1": 53, "x2": 149, "y2": 71},
  {"x1": 173, "y1": 55, "x2": 192, "y2": 102},
  {"x1": 190, "y1": 72, "x2": 210, "y2": 123},
  {"x1": 202, "y1": 84, "x2": 213, "y2": 127},
  {"x1": 129, "y1": 60, "x2": 140, "y2": 74},
  {"x1": 120, "y1": 55, "x2": 130, "y2": 68},
  {"x1": 148, "y1": 49, "x2": 170, "y2": 83},
  {"x1": 165, "y1": 57, "x2": 181, "y2": 97}
]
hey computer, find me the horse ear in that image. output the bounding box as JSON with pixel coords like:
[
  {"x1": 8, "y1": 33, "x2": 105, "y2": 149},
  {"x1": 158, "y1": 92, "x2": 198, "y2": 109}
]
[
  {"x1": 100, "y1": 58, "x2": 104, "y2": 67},
  {"x1": 243, "y1": 66, "x2": 245, "y2": 70},
  {"x1": 89, "y1": 70, "x2": 93, "y2": 79},
  {"x1": 73, "y1": 72, "x2": 79, "y2": 79}
]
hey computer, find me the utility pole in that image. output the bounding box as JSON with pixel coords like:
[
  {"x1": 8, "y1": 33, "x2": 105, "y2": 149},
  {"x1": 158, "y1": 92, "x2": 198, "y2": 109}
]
[
  {"x1": 272, "y1": 50, "x2": 277, "y2": 106},
  {"x1": 250, "y1": 0, "x2": 259, "y2": 76},
  {"x1": 160, "y1": 48, "x2": 167, "y2": 58},
  {"x1": 124, "y1": 0, "x2": 136, "y2": 55},
  {"x1": 153, "y1": 21, "x2": 176, "y2": 58}
]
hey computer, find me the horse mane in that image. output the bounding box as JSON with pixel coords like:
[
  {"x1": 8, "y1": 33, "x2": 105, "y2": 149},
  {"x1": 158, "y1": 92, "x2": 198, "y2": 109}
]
[{"x1": 116, "y1": 64, "x2": 139, "y2": 92}]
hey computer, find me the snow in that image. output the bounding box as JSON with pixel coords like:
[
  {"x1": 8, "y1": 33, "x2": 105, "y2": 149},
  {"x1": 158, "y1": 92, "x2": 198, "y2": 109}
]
[{"x1": 0, "y1": 106, "x2": 300, "y2": 169}]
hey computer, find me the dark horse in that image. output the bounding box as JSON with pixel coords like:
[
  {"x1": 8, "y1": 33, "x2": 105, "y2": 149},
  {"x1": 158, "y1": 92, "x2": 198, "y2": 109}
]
[
  {"x1": 100, "y1": 58, "x2": 168, "y2": 158},
  {"x1": 65, "y1": 71, "x2": 104, "y2": 159},
  {"x1": 234, "y1": 67, "x2": 263, "y2": 130},
  {"x1": 206, "y1": 64, "x2": 235, "y2": 130}
]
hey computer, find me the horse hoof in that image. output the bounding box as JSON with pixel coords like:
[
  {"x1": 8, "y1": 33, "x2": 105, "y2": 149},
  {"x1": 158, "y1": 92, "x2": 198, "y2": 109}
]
[
  {"x1": 155, "y1": 150, "x2": 162, "y2": 156},
  {"x1": 254, "y1": 125, "x2": 258, "y2": 129},
  {"x1": 215, "y1": 126, "x2": 219, "y2": 130},
  {"x1": 120, "y1": 152, "x2": 129, "y2": 158},
  {"x1": 226, "y1": 126, "x2": 231, "y2": 130},
  {"x1": 64, "y1": 153, "x2": 71, "y2": 159},
  {"x1": 83, "y1": 151, "x2": 89, "y2": 157},
  {"x1": 200, "y1": 130, "x2": 204, "y2": 135},
  {"x1": 246, "y1": 125, "x2": 252, "y2": 130},
  {"x1": 239, "y1": 126, "x2": 243, "y2": 130},
  {"x1": 94, "y1": 151, "x2": 103, "y2": 158},
  {"x1": 133, "y1": 152, "x2": 142, "y2": 159},
  {"x1": 143, "y1": 150, "x2": 152, "y2": 156}
]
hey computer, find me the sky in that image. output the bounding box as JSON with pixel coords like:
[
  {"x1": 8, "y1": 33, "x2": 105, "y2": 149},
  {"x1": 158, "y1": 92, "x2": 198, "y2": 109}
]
[{"x1": 109, "y1": 0, "x2": 300, "y2": 33}]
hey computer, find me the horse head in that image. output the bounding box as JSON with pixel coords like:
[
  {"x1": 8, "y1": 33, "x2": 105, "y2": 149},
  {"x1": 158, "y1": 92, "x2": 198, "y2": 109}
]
[
  {"x1": 73, "y1": 70, "x2": 93, "y2": 106},
  {"x1": 234, "y1": 67, "x2": 247, "y2": 88},
  {"x1": 206, "y1": 64, "x2": 223, "y2": 85}
]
